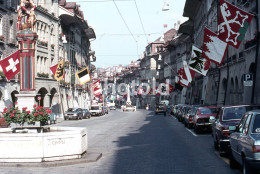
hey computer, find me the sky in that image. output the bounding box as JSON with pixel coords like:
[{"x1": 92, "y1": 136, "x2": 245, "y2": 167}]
[{"x1": 67, "y1": 0, "x2": 188, "y2": 68}]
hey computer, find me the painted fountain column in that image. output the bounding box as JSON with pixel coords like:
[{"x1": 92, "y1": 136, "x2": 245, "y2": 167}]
[{"x1": 15, "y1": 0, "x2": 38, "y2": 111}]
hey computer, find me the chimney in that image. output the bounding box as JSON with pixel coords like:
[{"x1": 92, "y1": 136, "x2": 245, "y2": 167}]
[{"x1": 160, "y1": 24, "x2": 167, "y2": 42}]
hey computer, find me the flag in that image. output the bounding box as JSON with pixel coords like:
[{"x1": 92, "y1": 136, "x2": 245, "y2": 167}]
[
  {"x1": 202, "y1": 27, "x2": 228, "y2": 66},
  {"x1": 76, "y1": 67, "x2": 91, "y2": 85},
  {"x1": 50, "y1": 59, "x2": 64, "y2": 81},
  {"x1": 189, "y1": 45, "x2": 210, "y2": 76},
  {"x1": 176, "y1": 61, "x2": 195, "y2": 87},
  {"x1": 0, "y1": 51, "x2": 20, "y2": 80},
  {"x1": 175, "y1": 83, "x2": 183, "y2": 91},
  {"x1": 92, "y1": 80, "x2": 102, "y2": 97},
  {"x1": 218, "y1": 0, "x2": 254, "y2": 48}
]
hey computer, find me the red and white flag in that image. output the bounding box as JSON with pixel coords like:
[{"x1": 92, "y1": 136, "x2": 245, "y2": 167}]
[
  {"x1": 176, "y1": 61, "x2": 195, "y2": 87},
  {"x1": 218, "y1": 0, "x2": 254, "y2": 48},
  {"x1": 91, "y1": 80, "x2": 102, "y2": 97},
  {"x1": 202, "y1": 28, "x2": 228, "y2": 66},
  {"x1": 0, "y1": 51, "x2": 20, "y2": 80}
]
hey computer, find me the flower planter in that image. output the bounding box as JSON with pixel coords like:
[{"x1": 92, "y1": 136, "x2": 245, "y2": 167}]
[{"x1": 10, "y1": 121, "x2": 41, "y2": 129}]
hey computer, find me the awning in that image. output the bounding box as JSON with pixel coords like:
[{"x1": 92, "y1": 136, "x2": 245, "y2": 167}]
[{"x1": 183, "y1": 0, "x2": 202, "y2": 19}]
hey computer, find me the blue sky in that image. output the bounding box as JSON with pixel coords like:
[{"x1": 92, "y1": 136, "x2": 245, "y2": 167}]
[{"x1": 67, "y1": 0, "x2": 187, "y2": 68}]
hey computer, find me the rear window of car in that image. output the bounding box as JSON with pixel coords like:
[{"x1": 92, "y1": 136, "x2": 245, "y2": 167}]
[
  {"x1": 67, "y1": 108, "x2": 77, "y2": 112},
  {"x1": 91, "y1": 106, "x2": 99, "y2": 110},
  {"x1": 223, "y1": 107, "x2": 246, "y2": 121},
  {"x1": 252, "y1": 114, "x2": 260, "y2": 133},
  {"x1": 191, "y1": 106, "x2": 199, "y2": 115},
  {"x1": 200, "y1": 108, "x2": 219, "y2": 114}
]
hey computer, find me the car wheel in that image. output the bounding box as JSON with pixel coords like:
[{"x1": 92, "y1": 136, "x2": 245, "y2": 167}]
[
  {"x1": 243, "y1": 157, "x2": 254, "y2": 174},
  {"x1": 229, "y1": 151, "x2": 238, "y2": 169},
  {"x1": 64, "y1": 117, "x2": 67, "y2": 120}
]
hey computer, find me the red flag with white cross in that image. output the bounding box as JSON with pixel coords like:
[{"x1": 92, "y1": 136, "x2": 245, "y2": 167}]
[
  {"x1": 218, "y1": 0, "x2": 254, "y2": 48},
  {"x1": 0, "y1": 51, "x2": 20, "y2": 80}
]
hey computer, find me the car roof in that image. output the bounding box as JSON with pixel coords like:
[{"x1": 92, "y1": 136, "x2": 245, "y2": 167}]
[
  {"x1": 221, "y1": 105, "x2": 260, "y2": 109},
  {"x1": 198, "y1": 106, "x2": 220, "y2": 109},
  {"x1": 246, "y1": 110, "x2": 260, "y2": 114}
]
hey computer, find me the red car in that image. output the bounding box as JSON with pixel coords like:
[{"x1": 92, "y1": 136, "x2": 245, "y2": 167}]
[{"x1": 193, "y1": 106, "x2": 220, "y2": 133}]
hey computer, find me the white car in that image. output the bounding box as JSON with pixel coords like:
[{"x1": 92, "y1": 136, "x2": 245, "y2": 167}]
[{"x1": 89, "y1": 105, "x2": 102, "y2": 116}]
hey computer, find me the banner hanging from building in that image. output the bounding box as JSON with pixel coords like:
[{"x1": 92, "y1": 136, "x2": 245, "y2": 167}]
[
  {"x1": 218, "y1": 0, "x2": 254, "y2": 48},
  {"x1": 0, "y1": 50, "x2": 20, "y2": 80},
  {"x1": 92, "y1": 80, "x2": 102, "y2": 97},
  {"x1": 50, "y1": 59, "x2": 64, "y2": 81},
  {"x1": 189, "y1": 45, "x2": 210, "y2": 76},
  {"x1": 76, "y1": 67, "x2": 91, "y2": 85},
  {"x1": 202, "y1": 27, "x2": 228, "y2": 66}
]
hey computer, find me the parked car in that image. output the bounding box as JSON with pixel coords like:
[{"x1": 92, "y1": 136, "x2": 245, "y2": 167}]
[
  {"x1": 193, "y1": 106, "x2": 220, "y2": 133},
  {"x1": 211, "y1": 105, "x2": 260, "y2": 156},
  {"x1": 102, "y1": 106, "x2": 109, "y2": 114},
  {"x1": 181, "y1": 105, "x2": 192, "y2": 123},
  {"x1": 64, "y1": 108, "x2": 83, "y2": 120},
  {"x1": 155, "y1": 103, "x2": 167, "y2": 115},
  {"x1": 176, "y1": 104, "x2": 185, "y2": 121},
  {"x1": 110, "y1": 106, "x2": 116, "y2": 110},
  {"x1": 184, "y1": 104, "x2": 202, "y2": 129},
  {"x1": 90, "y1": 105, "x2": 102, "y2": 116},
  {"x1": 229, "y1": 110, "x2": 260, "y2": 173},
  {"x1": 83, "y1": 109, "x2": 91, "y2": 119}
]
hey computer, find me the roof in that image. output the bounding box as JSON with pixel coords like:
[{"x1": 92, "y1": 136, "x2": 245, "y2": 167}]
[{"x1": 154, "y1": 28, "x2": 178, "y2": 43}]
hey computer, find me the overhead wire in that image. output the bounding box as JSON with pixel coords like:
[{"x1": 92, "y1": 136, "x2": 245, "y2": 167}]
[
  {"x1": 133, "y1": 0, "x2": 149, "y2": 43},
  {"x1": 112, "y1": 0, "x2": 137, "y2": 44}
]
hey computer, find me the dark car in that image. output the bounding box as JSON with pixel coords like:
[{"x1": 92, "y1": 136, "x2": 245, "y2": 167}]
[
  {"x1": 181, "y1": 105, "x2": 192, "y2": 123},
  {"x1": 102, "y1": 106, "x2": 109, "y2": 114},
  {"x1": 229, "y1": 110, "x2": 260, "y2": 173},
  {"x1": 64, "y1": 108, "x2": 83, "y2": 120},
  {"x1": 184, "y1": 104, "x2": 202, "y2": 129},
  {"x1": 175, "y1": 104, "x2": 185, "y2": 121},
  {"x1": 83, "y1": 109, "x2": 91, "y2": 119},
  {"x1": 211, "y1": 105, "x2": 260, "y2": 156},
  {"x1": 193, "y1": 106, "x2": 220, "y2": 133},
  {"x1": 155, "y1": 103, "x2": 167, "y2": 116}
]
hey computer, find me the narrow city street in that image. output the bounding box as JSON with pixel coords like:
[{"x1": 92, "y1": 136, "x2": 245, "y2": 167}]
[{"x1": 0, "y1": 110, "x2": 241, "y2": 174}]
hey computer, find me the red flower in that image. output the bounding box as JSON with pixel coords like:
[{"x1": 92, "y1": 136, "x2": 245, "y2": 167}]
[
  {"x1": 33, "y1": 104, "x2": 37, "y2": 108},
  {"x1": 39, "y1": 112, "x2": 44, "y2": 115},
  {"x1": 36, "y1": 106, "x2": 40, "y2": 111},
  {"x1": 9, "y1": 105, "x2": 12, "y2": 108},
  {"x1": 26, "y1": 111, "x2": 30, "y2": 114},
  {"x1": 22, "y1": 107, "x2": 27, "y2": 110},
  {"x1": 15, "y1": 101, "x2": 18, "y2": 105},
  {"x1": 18, "y1": 115, "x2": 20, "y2": 118},
  {"x1": 10, "y1": 113, "x2": 14, "y2": 118},
  {"x1": 3, "y1": 108, "x2": 7, "y2": 112},
  {"x1": 34, "y1": 113, "x2": 38, "y2": 116},
  {"x1": 13, "y1": 110, "x2": 16, "y2": 113}
]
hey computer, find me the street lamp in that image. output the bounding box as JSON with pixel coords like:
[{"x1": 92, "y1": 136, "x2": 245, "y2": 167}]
[{"x1": 162, "y1": 0, "x2": 169, "y2": 11}]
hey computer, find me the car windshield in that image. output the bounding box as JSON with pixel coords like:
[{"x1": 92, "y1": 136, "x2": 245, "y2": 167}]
[
  {"x1": 67, "y1": 108, "x2": 77, "y2": 112},
  {"x1": 223, "y1": 107, "x2": 246, "y2": 121},
  {"x1": 252, "y1": 114, "x2": 260, "y2": 134},
  {"x1": 91, "y1": 106, "x2": 99, "y2": 110},
  {"x1": 200, "y1": 108, "x2": 219, "y2": 114},
  {"x1": 191, "y1": 106, "x2": 199, "y2": 115}
]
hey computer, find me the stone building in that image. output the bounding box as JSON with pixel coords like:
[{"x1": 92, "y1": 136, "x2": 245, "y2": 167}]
[
  {"x1": 0, "y1": 0, "x2": 20, "y2": 111},
  {"x1": 177, "y1": 0, "x2": 259, "y2": 106},
  {"x1": 58, "y1": 0, "x2": 96, "y2": 113}
]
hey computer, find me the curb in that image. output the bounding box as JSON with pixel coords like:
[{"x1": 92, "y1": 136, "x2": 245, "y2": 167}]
[{"x1": 0, "y1": 152, "x2": 102, "y2": 168}]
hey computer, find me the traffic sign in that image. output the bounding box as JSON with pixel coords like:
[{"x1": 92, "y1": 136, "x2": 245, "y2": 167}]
[{"x1": 243, "y1": 73, "x2": 253, "y2": 87}]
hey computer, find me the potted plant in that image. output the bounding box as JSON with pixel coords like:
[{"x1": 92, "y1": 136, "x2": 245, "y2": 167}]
[{"x1": 2, "y1": 105, "x2": 51, "y2": 127}]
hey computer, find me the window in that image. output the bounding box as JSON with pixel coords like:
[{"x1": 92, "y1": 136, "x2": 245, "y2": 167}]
[
  {"x1": 242, "y1": 114, "x2": 252, "y2": 135},
  {"x1": 9, "y1": 20, "x2": 14, "y2": 41},
  {"x1": 252, "y1": 114, "x2": 260, "y2": 133},
  {"x1": 238, "y1": 114, "x2": 248, "y2": 133}
]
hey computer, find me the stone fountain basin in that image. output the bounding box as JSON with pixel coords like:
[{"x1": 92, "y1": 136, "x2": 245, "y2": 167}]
[{"x1": 0, "y1": 127, "x2": 87, "y2": 162}]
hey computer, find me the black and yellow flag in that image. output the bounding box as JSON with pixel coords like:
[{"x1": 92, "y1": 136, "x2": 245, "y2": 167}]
[
  {"x1": 76, "y1": 67, "x2": 91, "y2": 85},
  {"x1": 50, "y1": 59, "x2": 64, "y2": 81}
]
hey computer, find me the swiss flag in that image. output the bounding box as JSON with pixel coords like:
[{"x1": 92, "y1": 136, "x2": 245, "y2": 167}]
[
  {"x1": 218, "y1": 0, "x2": 254, "y2": 48},
  {"x1": 0, "y1": 51, "x2": 20, "y2": 80}
]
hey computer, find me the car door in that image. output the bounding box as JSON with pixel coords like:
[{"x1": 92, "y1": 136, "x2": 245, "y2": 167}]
[
  {"x1": 213, "y1": 109, "x2": 222, "y2": 142},
  {"x1": 236, "y1": 114, "x2": 252, "y2": 164},
  {"x1": 230, "y1": 113, "x2": 248, "y2": 162}
]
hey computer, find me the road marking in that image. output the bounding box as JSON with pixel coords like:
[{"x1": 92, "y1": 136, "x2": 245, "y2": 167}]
[
  {"x1": 185, "y1": 128, "x2": 197, "y2": 137},
  {"x1": 215, "y1": 151, "x2": 229, "y2": 165}
]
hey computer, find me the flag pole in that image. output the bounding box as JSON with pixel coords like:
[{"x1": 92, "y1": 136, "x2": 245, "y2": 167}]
[{"x1": 251, "y1": 0, "x2": 259, "y2": 104}]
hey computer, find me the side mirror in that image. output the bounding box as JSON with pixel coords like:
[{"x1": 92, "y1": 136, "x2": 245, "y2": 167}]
[
  {"x1": 229, "y1": 126, "x2": 237, "y2": 132},
  {"x1": 209, "y1": 116, "x2": 216, "y2": 123}
]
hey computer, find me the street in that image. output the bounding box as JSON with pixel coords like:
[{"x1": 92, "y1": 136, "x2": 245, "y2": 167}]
[{"x1": 0, "y1": 110, "x2": 241, "y2": 174}]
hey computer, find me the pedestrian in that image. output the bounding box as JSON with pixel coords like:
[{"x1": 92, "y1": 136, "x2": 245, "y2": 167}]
[{"x1": 146, "y1": 104, "x2": 149, "y2": 111}]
